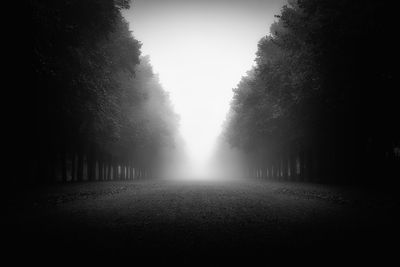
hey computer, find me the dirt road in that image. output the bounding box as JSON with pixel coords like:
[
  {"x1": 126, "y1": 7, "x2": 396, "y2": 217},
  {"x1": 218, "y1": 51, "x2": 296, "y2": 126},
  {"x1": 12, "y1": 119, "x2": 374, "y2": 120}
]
[{"x1": 7, "y1": 179, "x2": 398, "y2": 264}]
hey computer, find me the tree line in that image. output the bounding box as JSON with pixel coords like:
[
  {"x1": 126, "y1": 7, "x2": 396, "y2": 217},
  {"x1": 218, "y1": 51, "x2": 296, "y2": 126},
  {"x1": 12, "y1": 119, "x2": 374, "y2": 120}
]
[
  {"x1": 27, "y1": 0, "x2": 179, "y2": 184},
  {"x1": 223, "y1": 0, "x2": 399, "y2": 184}
]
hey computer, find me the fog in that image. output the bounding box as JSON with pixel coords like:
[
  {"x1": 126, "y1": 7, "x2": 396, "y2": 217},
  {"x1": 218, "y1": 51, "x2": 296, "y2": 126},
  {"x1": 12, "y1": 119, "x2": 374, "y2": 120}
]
[{"x1": 122, "y1": 0, "x2": 288, "y2": 181}]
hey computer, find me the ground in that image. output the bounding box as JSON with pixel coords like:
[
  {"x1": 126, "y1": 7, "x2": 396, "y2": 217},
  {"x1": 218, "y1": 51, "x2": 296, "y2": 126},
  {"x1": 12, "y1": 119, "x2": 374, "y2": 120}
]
[{"x1": 6, "y1": 178, "x2": 399, "y2": 264}]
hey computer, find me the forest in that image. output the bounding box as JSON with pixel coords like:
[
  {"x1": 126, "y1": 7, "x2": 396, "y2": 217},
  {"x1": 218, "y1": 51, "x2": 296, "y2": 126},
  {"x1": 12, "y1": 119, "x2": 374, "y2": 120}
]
[
  {"x1": 25, "y1": 0, "x2": 399, "y2": 186},
  {"x1": 222, "y1": 0, "x2": 399, "y2": 184},
  {"x1": 27, "y1": 0, "x2": 179, "y2": 185}
]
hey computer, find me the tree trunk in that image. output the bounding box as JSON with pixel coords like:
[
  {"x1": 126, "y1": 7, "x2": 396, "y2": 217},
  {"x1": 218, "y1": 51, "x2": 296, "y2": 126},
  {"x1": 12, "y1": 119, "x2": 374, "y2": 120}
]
[
  {"x1": 71, "y1": 153, "x2": 77, "y2": 182},
  {"x1": 278, "y1": 158, "x2": 282, "y2": 180},
  {"x1": 271, "y1": 164, "x2": 275, "y2": 179},
  {"x1": 98, "y1": 160, "x2": 102, "y2": 181},
  {"x1": 87, "y1": 154, "x2": 94, "y2": 182},
  {"x1": 300, "y1": 150, "x2": 305, "y2": 182},
  {"x1": 282, "y1": 155, "x2": 287, "y2": 181},
  {"x1": 289, "y1": 152, "x2": 296, "y2": 181},
  {"x1": 49, "y1": 152, "x2": 57, "y2": 183},
  {"x1": 130, "y1": 165, "x2": 133, "y2": 180},
  {"x1": 77, "y1": 152, "x2": 84, "y2": 182},
  {"x1": 61, "y1": 150, "x2": 67, "y2": 183},
  {"x1": 126, "y1": 164, "x2": 130, "y2": 180},
  {"x1": 107, "y1": 160, "x2": 112, "y2": 181},
  {"x1": 95, "y1": 160, "x2": 99, "y2": 181},
  {"x1": 113, "y1": 161, "x2": 118, "y2": 181},
  {"x1": 104, "y1": 161, "x2": 107, "y2": 181},
  {"x1": 306, "y1": 148, "x2": 313, "y2": 182}
]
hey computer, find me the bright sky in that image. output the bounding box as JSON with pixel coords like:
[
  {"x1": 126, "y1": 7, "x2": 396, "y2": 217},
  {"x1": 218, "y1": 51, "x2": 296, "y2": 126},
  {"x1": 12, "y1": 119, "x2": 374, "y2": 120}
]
[{"x1": 122, "y1": 0, "x2": 286, "y2": 168}]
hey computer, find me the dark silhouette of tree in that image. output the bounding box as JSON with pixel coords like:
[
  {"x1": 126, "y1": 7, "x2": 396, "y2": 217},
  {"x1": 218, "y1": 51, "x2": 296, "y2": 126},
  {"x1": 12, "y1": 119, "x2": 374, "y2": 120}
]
[
  {"x1": 223, "y1": 0, "x2": 399, "y2": 184},
  {"x1": 27, "y1": 0, "x2": 179, "y2": 184}
]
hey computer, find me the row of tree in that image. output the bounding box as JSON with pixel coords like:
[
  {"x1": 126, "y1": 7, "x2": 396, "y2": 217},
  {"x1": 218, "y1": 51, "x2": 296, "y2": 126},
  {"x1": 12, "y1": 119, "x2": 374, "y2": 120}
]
[
  {"x1": 26, "y1": 0, "x2": 179, "y2": 184},
  {"x1": 222, "y1": 0, "x2": 399, "y2": 184}
]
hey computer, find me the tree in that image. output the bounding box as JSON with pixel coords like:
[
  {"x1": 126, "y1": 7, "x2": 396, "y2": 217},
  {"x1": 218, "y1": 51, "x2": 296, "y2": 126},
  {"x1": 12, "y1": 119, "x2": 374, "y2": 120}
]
[
  {"x1": 28, "y1": 0, "x2": 179, "y2": 184},
  {"x1": 223, "y1": 0, "x2": 399, "y2": 184}
]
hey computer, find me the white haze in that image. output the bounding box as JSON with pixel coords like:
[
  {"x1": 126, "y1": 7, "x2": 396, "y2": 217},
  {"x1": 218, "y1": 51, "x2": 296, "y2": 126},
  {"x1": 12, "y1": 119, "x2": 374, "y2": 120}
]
[{"x1": 122, "y1": 0, "x2": 287, "y2": 179}]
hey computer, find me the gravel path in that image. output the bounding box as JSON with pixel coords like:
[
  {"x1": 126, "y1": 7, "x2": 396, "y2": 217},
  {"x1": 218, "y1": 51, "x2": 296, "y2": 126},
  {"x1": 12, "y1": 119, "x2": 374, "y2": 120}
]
[{"x1": 7, "y1": 179, "x2": 399, "y2": 264}]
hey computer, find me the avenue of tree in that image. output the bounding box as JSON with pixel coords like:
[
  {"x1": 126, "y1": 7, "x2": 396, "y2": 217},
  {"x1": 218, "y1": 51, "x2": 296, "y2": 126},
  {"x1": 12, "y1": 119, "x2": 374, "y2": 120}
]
[
  {"x1": 223, "y1": 0, "x2": 399, "y2": 184},
  {"x1": 28, "y1": 0, "x2": 179, "y2": 184},
  {"x1": 27, "y1": 0, "x2": 399, "y2": 185}
]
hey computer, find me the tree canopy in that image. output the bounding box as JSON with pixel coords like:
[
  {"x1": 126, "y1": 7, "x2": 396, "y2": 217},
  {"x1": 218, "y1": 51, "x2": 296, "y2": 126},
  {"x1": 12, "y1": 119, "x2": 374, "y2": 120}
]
[
  {"x1": 27, "y1": 0, "x2": 179, "y2": 184},
  {"x1": 223, "y1": 0, "x2": 399, "y2": 183}
]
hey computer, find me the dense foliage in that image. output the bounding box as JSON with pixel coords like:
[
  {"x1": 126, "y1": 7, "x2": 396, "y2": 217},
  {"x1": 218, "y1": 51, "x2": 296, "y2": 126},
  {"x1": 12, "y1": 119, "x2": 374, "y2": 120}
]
[
  {"x1": 27, "y1": 0, "x2": 178, "y2": 183},
  {"x1": 223, "y1": 0, "x2": 399, "y2": 183}
]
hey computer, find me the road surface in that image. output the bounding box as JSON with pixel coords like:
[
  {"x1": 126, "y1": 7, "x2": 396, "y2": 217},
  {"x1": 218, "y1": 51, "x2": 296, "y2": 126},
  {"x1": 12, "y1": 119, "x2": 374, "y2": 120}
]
[{"x1": 7, "y1": 178, "x2": 398, "y2": 264}]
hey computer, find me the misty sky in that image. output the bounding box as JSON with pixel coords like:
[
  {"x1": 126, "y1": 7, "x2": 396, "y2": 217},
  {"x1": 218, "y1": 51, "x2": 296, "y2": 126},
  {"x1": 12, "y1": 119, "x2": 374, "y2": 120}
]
[{"x1": 122, "y1": 0, "x2": 287, "y2": 166}]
